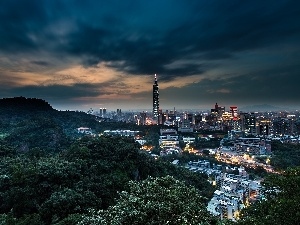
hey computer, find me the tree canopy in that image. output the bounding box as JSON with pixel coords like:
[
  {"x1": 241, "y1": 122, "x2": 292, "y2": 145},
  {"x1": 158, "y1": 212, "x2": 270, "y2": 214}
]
[
  {"x1": 0, "y1": 137, "x2": 214, "y2": 225},
  {"x1": 80, "y1": 176, "x2": 217, "y2": 225},
  {"x1": 237, "y1": 167, "x2": 300, "y2": 225},
  {"x1": 270, "y1": 141, "x2": 300, "y2": 170}
]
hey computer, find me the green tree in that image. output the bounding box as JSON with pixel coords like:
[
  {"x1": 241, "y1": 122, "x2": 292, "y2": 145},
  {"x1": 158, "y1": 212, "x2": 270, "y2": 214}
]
[
  {"x1": 0, "y1": 213, "x2": 44, "y2": 225},
  {"x1": 80, "y1": 176, "x2": 217, "y2": 225},
  {"x1": 40, "y1": 188, "x2": 99, "y2": 224},
  {"x1": 237, "y1": 167, "x2": 300, "y2": 225},
  {"x1": 270, "y1": 141, "x2": 300, "y2": 170},
  {"x1": 0, "y1": 137, "x2": 214, "y2": 224}
]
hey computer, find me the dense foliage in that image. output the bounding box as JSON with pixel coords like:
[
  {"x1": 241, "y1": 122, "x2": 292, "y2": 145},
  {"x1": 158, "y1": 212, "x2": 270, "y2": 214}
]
[
  {"x1": 0, "y1": 137, "x2": 214, "y2": 224},
  {"x1": 270, "y1": 141, "x2": 300, "y2": 170},
  {"x1": 80, "y1": 176, "x2": 217, "y2": 225},
  {"x1": 237, "y1": 167, "x2": 300, "y2": 225}
]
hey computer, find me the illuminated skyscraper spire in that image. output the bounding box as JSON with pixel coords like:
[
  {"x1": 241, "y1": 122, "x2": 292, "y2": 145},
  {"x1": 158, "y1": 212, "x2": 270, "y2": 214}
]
[{"x1": 153, "y1": 74, "x2": 159, "y2": 121}]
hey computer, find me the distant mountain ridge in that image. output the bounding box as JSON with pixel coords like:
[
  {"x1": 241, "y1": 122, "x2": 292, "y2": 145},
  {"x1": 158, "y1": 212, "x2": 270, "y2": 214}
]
[
  {"x1": 239, "y1": 104, "x2": 288, "y2": 112},
  {"x1": 0, "y1": 96, "x2": 54, "y2": 111}
]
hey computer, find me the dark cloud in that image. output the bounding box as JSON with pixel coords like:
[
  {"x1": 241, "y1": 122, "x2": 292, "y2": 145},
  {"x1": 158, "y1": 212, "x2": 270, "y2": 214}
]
[
  {"x1": 0, "y1": 76, "x2": 139, "y2": 101},
  {"x1": 0, "y1": 0, "x2": 48, "y2": 52},
  {"x1": 64, "y1": 0, "x2": 300, "y2": 80},
  {"x1": 30, "y1": 60, "x2": 51, "y2": 66},
  {"x1": 0, "y1": 0, "x2": 300, "y2": 109},
  {"x1": 1, "y1": 0, "x2": 299, "y2": 74},
  {"x1": 10, "y1": 84, "x2": 99, "y2": 99},
  {"x1": 159, "y1": 61, "x2": 300, "y2": 108}
]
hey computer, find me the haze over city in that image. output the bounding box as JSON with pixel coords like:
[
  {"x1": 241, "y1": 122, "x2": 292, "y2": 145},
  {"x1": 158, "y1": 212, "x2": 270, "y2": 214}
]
[{"x1": 0, "y1": 0, "x2": 300, "y2": 111}]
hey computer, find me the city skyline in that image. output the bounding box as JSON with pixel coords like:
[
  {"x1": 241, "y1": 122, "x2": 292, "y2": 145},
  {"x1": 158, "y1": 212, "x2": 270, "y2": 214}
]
[{"x1": 0, "y1": 1, "x2": 300, "y2": 111}]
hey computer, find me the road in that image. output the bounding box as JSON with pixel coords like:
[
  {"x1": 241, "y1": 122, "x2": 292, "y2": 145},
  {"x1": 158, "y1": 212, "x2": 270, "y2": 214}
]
[{"x1": 215, "y1": 150, "x2": 278, "y2": 174}]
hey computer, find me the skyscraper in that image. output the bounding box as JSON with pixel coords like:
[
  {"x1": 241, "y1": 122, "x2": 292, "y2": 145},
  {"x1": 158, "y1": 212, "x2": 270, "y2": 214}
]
[{"x1": 153, "y1": 74, "x2": 159, "y2": 121}]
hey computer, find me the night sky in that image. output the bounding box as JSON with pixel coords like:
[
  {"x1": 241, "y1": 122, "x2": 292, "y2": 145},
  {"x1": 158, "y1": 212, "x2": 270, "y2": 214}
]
[{"x1": 0, "y1": 0, "x2": 299, "y2": 111}]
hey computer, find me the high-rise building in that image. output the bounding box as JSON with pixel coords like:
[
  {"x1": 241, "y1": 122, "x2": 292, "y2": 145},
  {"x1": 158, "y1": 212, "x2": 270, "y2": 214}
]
[
  {"x1": 240, "y1": 112, "x2": 256, "y2": 135},
  {"x1": 273, "y1": 117, "x2": 295, "y2": 135},
  {"x1": 140, "y1": 111, "x2": 147, "y2": 125},
  {"x1": 178, "y1": 113, "x2": 193, "y2": 132},
  {"x1": 211, "y1": 103, "x2": 225, "y2": 116},
  {"x1": 258, "y1": 120, "x2": 271, "y2": 136},
  {"x1": 100, "y1": 108, "x2": 107, "y2": 117},
  {"x1": 230, "y1": 106, "x2": 238, "y2": 119},
  {"x1": 218, "y1": 106, "x2": 225, "y2": 115},
  {"x1": 117, "y1": 109, "x2": 122, "y2": 115},
  {"x1": 153, "y1": 74, "x2": 159, "y2": 121}
]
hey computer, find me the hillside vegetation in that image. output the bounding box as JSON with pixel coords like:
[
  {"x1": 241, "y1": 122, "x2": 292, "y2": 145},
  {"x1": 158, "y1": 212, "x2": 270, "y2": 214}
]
[{"x1": 0, "y1": 97, "x2": 299, "y2": 224}]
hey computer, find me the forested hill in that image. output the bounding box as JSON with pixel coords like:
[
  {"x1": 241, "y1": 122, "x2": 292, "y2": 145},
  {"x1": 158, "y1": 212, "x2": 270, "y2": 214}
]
[
  {"x1": 0, "y1": 98, "x2": 218, "y2": 224},
  {"x1": 0, "y1": 97, "x2": 100, "y2": 152},
  {"x1": 0, "y1": 97, "x2": 53, "y2": 112}
]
